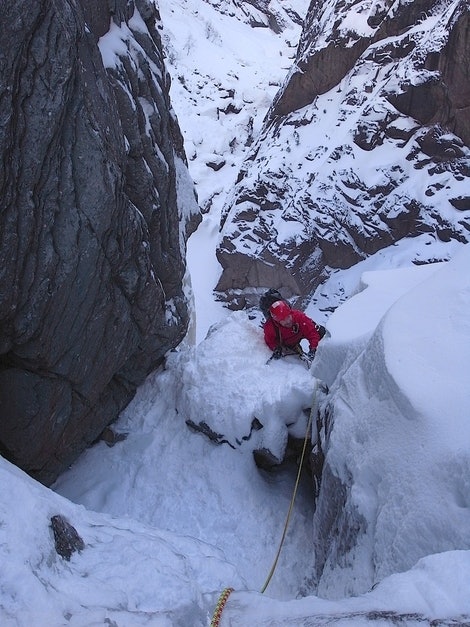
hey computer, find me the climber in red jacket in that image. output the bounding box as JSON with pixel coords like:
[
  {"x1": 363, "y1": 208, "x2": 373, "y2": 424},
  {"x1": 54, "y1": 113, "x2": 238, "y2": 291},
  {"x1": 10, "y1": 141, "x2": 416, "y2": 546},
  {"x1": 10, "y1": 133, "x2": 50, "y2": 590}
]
[{"x1": 264, "y1": 300, "x2": 321, "y2": 361}]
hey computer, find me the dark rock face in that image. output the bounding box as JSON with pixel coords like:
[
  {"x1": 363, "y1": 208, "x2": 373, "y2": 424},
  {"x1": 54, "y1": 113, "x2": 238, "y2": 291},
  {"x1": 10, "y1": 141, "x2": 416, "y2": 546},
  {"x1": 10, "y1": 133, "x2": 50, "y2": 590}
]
[
  {"x1": 0, "y1": 0, "x2": 200, "y2": 484},
  {"x1": 215, "y1": 0, "x2": 470, "y2": 308}
]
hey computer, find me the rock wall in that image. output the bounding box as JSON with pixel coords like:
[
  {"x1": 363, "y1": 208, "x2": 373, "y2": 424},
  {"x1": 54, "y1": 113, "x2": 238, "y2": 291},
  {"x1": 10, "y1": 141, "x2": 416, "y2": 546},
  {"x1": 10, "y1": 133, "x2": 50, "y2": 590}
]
[
  {"x1": 0, "y1": 0, "x2": 200, "y2": 484},
  {"x1": 215, "y1": 0, "x2": 470, "y2": 309}
]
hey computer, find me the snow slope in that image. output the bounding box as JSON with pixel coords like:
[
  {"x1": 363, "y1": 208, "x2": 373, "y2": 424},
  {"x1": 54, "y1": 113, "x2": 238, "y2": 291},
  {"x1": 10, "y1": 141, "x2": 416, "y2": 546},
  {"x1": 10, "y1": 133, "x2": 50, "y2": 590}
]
[
  {"x1": 52, "y1": 312, "x2": 319, "y2": 602},
  {"x1": 158, "y1": 0, "x2": 308, "y2": 214},
  {"x1": 2, "y1": 245, "x2": 469, "y2": 625}
]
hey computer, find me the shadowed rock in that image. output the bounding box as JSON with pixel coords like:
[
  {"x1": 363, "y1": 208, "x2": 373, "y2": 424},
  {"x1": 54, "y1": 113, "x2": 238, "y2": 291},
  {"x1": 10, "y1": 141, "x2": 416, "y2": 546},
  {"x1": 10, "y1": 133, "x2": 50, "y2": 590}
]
[{"x1": 0, "y1": 0, "x2": 200, "y2": 484}]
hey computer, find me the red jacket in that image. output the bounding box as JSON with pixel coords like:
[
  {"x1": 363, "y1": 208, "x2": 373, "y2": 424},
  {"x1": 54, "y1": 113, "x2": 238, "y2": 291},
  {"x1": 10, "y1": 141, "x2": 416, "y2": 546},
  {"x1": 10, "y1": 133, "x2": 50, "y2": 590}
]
[{"x1": 263, "y1": 309, "x2": 321, "y2": 351}]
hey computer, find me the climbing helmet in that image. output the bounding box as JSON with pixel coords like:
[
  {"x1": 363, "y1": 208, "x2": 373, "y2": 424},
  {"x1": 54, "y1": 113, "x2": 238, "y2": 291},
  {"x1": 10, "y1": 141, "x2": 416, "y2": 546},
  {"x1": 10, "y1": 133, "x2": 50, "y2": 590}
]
[{"x1": 269, "y1": 300, "x2": 293, "y2": 326}]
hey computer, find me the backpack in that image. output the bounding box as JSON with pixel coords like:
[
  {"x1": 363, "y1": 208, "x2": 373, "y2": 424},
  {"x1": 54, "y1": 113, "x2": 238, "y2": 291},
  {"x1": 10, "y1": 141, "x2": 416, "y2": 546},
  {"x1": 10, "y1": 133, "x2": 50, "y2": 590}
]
[{"x1": 259, "y1": 289, "x2": 289, "y2": 320}]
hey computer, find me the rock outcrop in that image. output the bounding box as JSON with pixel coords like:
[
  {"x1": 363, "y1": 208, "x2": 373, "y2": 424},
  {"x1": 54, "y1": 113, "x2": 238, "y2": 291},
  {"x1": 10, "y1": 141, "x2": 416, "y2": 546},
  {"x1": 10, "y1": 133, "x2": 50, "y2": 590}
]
[
  {"x1": 215, "y1": 0, "x2": 470, "y2": 309},
  {"x1": 0, "y1": 0, "x2": 200, "y2": 484},
  {"x1": 50, "y1": 514, "x2": 85, "y2": 561}
]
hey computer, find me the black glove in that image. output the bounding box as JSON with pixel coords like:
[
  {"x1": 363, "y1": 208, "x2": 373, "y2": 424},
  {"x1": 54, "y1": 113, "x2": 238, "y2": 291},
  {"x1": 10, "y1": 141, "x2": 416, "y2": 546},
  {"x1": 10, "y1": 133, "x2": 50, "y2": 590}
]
[
  {"x1": 308, "y1": 348, "x2": 316, "y2": 360},
  {"x1": 272, "y1": 346, "x2": 283, "y2": 360}
]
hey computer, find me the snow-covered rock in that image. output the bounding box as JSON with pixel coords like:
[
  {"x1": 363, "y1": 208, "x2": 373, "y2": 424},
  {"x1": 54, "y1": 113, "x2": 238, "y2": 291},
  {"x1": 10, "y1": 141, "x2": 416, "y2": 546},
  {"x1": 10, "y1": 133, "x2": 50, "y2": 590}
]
[
  {"x1": 171, "y1": 311, "x2": 317, "y2": 463},
  {"x1": 215, "y1": 0, "x2": 470, "y2": 308},
  {"x1": 199, "y1": 0, "x2": 305, "y2": 33}
]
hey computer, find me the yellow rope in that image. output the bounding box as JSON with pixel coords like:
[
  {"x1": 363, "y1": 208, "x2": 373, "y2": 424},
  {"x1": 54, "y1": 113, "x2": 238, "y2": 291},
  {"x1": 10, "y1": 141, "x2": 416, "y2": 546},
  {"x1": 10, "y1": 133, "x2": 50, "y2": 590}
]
[{"x1": 210, "y1": 587, "x2": 234, "y2": 627}]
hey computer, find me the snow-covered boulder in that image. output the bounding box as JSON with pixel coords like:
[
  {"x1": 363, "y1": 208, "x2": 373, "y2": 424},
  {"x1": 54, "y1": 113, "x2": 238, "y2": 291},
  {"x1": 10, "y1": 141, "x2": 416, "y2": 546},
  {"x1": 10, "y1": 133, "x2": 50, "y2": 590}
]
[{"x1": 171, "y1": 311, "x2": 318, "y2": 465}]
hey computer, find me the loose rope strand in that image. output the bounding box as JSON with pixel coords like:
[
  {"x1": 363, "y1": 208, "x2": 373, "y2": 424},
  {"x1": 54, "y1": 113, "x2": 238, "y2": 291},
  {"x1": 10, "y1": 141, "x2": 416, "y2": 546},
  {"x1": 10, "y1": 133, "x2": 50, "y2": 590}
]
[{"x1": 259, "y1": 395, "x2": 314, "y2": 594}]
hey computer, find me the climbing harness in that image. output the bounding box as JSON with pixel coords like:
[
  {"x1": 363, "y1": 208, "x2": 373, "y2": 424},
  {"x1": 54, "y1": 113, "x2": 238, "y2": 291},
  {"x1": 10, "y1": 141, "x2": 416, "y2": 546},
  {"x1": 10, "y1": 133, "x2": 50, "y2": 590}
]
[
  {"x1": 209, "y1": 379, "x2": 319, "y2": 623},
  {"x1": 210, "y1": 587, "x2": 234, "y2": 627}
]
